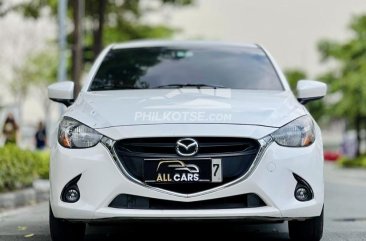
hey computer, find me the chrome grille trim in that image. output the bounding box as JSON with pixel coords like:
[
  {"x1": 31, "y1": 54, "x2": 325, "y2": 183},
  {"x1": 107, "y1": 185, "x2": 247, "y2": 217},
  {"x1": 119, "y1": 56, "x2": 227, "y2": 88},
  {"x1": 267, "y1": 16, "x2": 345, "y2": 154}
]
[{"x1": 101, "y1": 136, "x2": 273, "y2": 198}]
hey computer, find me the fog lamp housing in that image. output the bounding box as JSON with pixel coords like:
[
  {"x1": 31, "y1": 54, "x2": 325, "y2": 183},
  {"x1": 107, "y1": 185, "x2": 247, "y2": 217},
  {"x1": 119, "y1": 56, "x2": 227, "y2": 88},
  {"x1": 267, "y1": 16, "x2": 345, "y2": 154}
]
[
  {"x1": 293, "y1": 173, "x2": 314, "y2": 202},
  {"x1": 61, "y1": 174, "x2": 82, "y2": 203}
]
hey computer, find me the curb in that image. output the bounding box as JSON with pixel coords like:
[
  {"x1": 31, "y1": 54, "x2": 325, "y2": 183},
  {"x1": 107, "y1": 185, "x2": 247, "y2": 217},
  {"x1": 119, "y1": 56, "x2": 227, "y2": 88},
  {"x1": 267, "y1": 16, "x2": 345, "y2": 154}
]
[{"x1": 0, "y1": 180, "x2": 49, "y2": 211}]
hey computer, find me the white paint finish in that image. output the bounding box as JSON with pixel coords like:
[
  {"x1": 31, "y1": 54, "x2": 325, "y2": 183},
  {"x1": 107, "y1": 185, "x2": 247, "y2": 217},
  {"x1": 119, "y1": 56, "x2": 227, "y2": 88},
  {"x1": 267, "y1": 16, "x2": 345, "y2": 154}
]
[
  {"x1": 50, "y1": 134, "x2": 324, "y2": 219},
  {"x1": 297, "y1": 80, "x2": 327, "y2": 100},
  {"x1": 97, "y1": 124, "x2": 276, "y2": 141},
  {"x1": 112, "y1": 40, "x2": 258, "y2": 50},
  {"x1": 69, "y1": 41, "x2": 303, "y2": 129},
  {"x1": 64, "y1": 89, "x2": 305, "y2": 128},
  {"x1": 48, "y1": 81, "x2": 74, "y2": 100},
  {"x1": 49, "y1": 41, "x2": 324, "y2": 223}
]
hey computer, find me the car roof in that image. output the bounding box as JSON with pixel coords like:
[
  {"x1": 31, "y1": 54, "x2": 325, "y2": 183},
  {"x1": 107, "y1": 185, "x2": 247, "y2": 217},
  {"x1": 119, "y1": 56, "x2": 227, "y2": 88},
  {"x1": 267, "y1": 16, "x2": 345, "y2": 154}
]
[{"x1": 111, "y1": 40, "x2": 260, "y2": 50}]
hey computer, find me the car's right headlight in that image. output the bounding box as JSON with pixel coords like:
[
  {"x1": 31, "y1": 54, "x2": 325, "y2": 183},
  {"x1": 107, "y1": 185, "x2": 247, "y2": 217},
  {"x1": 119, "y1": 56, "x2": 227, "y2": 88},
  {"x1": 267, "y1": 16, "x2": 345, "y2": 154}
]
[
  {"x1": 270, "y1": 115, "x2": 315, "y2": 147},
  {"x1": 58, "y1": 117, "x2": 102, "y2": 148}
]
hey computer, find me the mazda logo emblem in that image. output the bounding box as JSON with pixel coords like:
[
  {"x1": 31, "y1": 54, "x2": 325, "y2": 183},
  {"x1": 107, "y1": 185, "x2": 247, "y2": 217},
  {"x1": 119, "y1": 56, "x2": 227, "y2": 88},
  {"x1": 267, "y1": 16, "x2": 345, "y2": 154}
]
[{"x1": 176, "y1": 138, "x2": 199, "y2": 157}]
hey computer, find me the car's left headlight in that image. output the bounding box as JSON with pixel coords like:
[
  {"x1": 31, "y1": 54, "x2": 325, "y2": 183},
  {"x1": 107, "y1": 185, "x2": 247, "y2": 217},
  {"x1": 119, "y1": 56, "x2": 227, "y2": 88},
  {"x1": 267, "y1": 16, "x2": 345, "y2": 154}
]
[
  {"x1": 271, "y1": 115, "x2": 315, "y2": 147},
  {"x1": 58, "y1": 117, "x2": 102, "y2": 148}
]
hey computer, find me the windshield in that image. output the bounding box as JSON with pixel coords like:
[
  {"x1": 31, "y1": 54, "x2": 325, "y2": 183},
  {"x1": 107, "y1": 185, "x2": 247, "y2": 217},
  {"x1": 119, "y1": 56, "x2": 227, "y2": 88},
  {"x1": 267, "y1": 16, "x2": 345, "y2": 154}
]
[{"x1": 89, "y1": 45, "x2": 283, "y2": 91}]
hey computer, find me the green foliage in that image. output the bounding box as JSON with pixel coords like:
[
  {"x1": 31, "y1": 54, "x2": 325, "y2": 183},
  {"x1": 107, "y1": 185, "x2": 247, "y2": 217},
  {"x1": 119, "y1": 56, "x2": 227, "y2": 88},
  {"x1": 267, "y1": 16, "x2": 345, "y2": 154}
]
[
  {"x1": 13, "y1": 0, "x2": 194, "y2": 46},
  {"x1": 0, "y1": 145, "x2": 49, "y2": 192},
  {"x1": 11, "y1": 48, "x2": 58, "y2": 98},
  {"x1": 317, "y1": 15, "x2": 366, "y2": 156},
  {"x1": 6, "y1": 0, "x2": 195, "y2": 82},
  {"x1": 0, "y1": 0, "x2": 5, "y2": 17},
  {"x1": 318, "y1": 15, "x2": 366, "y2": 125},
  {"x1": 284, "y1": 69, "x2": 325, "y2": 121},
  {"x1": 34, "y1": 151, "x2": 50, "y2": 180},
  {"x1": 338, "y1": 155, "x2": 366, "y2": 168},
  {"x1": 20, "y1": 0, "x2": 58, "y2": 18},
  {"x1": 18, "y1": 49, "x2": 58, "y2": 86},
  {"x1": 0, "y1": 0, "x2": 21, "y2": 17},
  {"x1": 89, "y1": 0, "x2": 193, "y2": 44},
  {"x1": 103, "y1": 23, "x2": 175, "y2": 44},
  {"x1": 284, "y1": 69, "x2": 307, "y2": 91}
]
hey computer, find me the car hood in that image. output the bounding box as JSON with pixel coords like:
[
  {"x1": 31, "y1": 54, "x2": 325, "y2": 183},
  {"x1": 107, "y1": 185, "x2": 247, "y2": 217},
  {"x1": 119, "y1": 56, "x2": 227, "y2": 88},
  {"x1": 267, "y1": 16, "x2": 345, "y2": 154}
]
[{"x1": 65, "y1": 89, "x2": 307, "y2": 129}]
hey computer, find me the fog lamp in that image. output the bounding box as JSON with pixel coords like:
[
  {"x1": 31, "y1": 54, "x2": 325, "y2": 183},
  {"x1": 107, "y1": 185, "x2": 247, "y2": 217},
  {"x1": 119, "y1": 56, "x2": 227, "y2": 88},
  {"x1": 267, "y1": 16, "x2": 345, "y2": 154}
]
[
  {"x1": 295, "y1": 186, "x2": 310, "y2": 202},
  {"x1": 64, "y1": 188, "x2": 80, "y2": 203}
]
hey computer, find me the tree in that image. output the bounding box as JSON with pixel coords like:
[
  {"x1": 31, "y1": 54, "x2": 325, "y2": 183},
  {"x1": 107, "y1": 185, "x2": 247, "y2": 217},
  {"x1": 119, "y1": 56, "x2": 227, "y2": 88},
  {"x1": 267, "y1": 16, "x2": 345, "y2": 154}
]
[
  {"x1": 13, "y1": 0, "x2": 194, "y2": 58},
  {"x1": 317, "y1": 15, "x2": 366, "y2": 157},
  {"x1": 84, "y1": 0, "x2": 194, "y2": 57},
  {"x1": 284, "y1": 69, "x2": 325, "y2": 122},
  {"x1": 10, "y1": 0, "x2": 195, "y2": 94},
  {"x1": 11, "y1": 48, "x2": 58, "y2": 128},
  {"x1": 284, "y1": 69, "x2": 307, "y2": 91},
  {"x1": 0, "y1": 0, "x2": 19, "y2": 17}
]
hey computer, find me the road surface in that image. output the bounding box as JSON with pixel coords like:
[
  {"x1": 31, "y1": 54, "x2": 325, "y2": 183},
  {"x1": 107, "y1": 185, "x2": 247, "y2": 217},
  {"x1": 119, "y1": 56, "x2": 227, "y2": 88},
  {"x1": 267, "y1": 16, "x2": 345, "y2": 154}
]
[{"x1": 0, "y1": 163, "x2": 366, "y2": 240}]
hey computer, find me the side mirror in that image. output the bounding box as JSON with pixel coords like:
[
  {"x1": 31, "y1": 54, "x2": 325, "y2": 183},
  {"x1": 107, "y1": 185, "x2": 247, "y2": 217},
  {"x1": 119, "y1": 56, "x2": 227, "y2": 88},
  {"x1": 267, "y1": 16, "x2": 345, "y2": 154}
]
[
  {"x1": 48, "y1": 81, "x2": 75, "y2": 107},
  {"x1": 296, "y1": 80, "x2": 327, "y2": 104}
]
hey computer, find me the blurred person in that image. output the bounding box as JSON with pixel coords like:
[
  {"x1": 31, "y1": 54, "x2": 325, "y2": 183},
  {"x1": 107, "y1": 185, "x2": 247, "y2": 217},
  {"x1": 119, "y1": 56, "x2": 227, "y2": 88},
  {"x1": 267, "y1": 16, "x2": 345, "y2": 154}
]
[
  {"x1": 341, "y1": 131, "x2": 357, "y2": 159},
  {"x1": 35, "y1": 121, "x2": 47, "y2": 150},
  {"x1": 2, "y1": 113, "x2": 19, "y2": 145}
]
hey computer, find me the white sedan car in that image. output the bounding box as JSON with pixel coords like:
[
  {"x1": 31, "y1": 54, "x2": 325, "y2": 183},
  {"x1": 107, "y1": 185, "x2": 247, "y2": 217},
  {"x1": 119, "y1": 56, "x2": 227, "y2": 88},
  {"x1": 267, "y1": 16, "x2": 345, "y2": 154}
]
[{"x1": 48, "y1": 41, "x2": 326, "y2": 241}]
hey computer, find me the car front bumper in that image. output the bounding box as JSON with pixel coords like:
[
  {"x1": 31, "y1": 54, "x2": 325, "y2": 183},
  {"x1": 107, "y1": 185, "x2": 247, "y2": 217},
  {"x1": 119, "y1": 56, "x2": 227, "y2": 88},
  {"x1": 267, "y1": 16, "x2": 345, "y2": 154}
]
[{"x1": 50, "y1": 124, "x2": 324, "y2": 221}]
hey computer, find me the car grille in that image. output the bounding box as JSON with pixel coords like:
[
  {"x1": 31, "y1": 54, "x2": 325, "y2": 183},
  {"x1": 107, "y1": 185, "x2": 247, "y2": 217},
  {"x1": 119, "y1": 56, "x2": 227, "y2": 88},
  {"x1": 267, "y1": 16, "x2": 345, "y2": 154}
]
[
  {"x1": 109, "y1": 194, "x2": 266, "y2": 210},
  {"x1": 113, "y1": 137, "x2": 260, "y2": 194}
]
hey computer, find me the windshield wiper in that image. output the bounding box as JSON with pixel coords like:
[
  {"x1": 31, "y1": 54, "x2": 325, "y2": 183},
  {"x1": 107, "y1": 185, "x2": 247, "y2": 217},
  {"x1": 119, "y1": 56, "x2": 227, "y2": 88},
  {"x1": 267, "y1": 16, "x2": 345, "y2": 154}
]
[{"x1": 156, "y1": 83, "x2": 225, "y2": 89}]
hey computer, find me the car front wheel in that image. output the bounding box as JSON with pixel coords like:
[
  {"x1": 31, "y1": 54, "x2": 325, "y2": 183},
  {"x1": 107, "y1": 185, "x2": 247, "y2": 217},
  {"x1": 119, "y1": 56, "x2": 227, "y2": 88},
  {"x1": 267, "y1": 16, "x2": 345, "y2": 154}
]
[
  {"x1": 49, "y1": 206, "x2": 86, "y2": 241},
  {"x1": 288, "y1": 208, "x2": 324, "y2": 241}
]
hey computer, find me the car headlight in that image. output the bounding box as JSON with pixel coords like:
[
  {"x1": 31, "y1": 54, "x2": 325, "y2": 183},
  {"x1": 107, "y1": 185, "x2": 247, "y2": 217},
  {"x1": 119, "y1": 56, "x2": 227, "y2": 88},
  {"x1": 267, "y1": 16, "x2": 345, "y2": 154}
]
[
  {"x1": 271, "y1": 115, "x2": 315, "y2": 147},
  {"x1": 58, "y1": 117, "x2": 102, "y2": 148}
]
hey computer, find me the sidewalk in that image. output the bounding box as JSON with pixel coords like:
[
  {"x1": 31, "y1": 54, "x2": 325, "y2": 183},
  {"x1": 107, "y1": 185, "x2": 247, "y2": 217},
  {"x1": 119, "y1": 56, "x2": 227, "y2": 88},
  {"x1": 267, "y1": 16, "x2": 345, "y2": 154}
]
[{"x1": 0, "y1": 180, "x2": 49, "y2": 212}]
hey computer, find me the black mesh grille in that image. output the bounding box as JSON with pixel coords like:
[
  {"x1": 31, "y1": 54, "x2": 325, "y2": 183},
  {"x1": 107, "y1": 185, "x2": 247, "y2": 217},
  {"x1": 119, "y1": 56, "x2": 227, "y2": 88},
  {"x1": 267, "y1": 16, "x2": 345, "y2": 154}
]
[
  {"x1": 116, "y1": 137, "x2": 258, "y2": 155},
  {"x1": 113, "y1": 137, "x2": 260, "y2": 194},
  {"x1": 109, "y1": 194, "x2": 266, "y2": 210}
]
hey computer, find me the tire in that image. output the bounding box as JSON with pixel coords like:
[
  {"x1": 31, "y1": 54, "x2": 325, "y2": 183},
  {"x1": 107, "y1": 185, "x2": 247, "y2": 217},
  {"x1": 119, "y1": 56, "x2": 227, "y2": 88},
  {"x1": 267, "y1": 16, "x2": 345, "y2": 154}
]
[
  {"x1": 49, "y1": 206, "x2": 86, "y2": 241},
  {"x1": 288, "y1": 208, "x2": 324, "y2": 241}
]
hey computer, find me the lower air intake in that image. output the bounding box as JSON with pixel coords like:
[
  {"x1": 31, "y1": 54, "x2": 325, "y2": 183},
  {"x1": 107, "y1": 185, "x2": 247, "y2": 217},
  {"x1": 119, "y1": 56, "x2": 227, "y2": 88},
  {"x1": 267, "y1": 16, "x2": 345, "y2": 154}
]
[{"x1": 109, "y1": 193, "x2": 266, "y2": 210}]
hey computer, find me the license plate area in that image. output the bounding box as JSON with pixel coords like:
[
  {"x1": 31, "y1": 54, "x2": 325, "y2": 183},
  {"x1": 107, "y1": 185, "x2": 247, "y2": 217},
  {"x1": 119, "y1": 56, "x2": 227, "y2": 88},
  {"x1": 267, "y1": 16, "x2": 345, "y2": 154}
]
[{"x1": 144, "y1": 158, "x2": 222, "y2": 184}]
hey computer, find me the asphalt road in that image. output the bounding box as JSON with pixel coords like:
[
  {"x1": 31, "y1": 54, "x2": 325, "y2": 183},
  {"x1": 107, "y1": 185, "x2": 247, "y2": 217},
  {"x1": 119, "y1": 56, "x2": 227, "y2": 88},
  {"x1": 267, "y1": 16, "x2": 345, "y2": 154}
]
[{"x1": 1, "y1": 163, "x2": 366, "y2": 241}]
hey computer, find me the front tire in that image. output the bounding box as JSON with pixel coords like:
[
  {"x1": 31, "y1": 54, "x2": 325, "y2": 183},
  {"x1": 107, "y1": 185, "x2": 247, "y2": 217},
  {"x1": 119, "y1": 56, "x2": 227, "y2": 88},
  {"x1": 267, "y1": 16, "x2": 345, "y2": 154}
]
[
  {"x1": 49, "y1": 206, "x2": 86, "y2": 241},
  {"x1": 288, "y1": 208, "x2": 324, "y2": 241}
]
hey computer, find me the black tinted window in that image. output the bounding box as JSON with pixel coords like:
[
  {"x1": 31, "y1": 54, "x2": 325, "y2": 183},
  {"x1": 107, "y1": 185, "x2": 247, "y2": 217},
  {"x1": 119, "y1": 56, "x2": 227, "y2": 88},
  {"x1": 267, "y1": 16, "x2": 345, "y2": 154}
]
[{"x1": 89, "y1": 46, "x2": 283, "y2": 91}]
